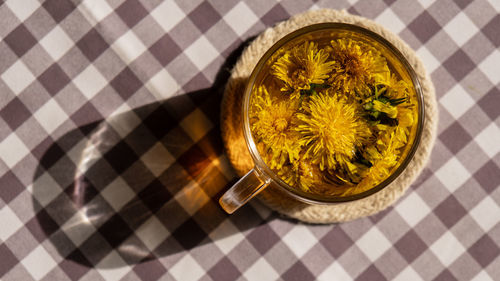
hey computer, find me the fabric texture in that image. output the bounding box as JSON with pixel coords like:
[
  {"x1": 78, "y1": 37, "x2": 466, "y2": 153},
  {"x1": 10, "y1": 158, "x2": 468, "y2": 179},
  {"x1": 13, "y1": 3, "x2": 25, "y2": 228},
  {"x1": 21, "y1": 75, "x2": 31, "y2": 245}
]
[{"x1": 1, "y1": 0, "x2": 499, "y2": 280}]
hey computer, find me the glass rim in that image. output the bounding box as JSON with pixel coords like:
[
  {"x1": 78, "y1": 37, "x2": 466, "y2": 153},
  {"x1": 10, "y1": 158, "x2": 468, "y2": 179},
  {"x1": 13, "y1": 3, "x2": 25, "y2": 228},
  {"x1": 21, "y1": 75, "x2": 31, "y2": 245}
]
[{"x1": 242, "y1": 22, "x2": 425, "y2": 204}]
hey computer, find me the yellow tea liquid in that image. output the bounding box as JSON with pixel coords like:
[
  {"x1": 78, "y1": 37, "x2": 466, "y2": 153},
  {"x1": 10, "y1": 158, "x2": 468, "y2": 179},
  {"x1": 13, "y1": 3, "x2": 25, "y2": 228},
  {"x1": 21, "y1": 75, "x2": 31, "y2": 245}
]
[{"x1": 249, "y1": 32, "x2": 419, "y2": 197}]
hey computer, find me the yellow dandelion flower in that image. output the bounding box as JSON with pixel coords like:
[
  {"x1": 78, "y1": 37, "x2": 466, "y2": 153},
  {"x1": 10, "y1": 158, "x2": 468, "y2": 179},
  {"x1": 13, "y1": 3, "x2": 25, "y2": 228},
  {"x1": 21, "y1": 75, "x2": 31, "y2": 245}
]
[
  {"x1": 376, "y1": 131, "x2": 400, "y2": 168},
  {"x1": 392, "y1": 104, "x2": 414, "y2": 148},
  {"x1": 354, "y1": 131, "x2": 400, "y2": 193},
  {"x1": 251, "y1": 86, "x2": 301, "y2": 169},
  {"x1": 387, "y1": 75, "x2": 415, "y2": 149},
  {"x1": 372, "y1": 100, "x2": 398, "y2": 118},
  {"x1": 365, "y1": 145, "x2": 383, "y2": 161},
  {"x1": 375, "y1": 127, "x2": 393, "y2": 151},
  {"x1": 386, "y1": 74, "x2": 410, "y2": 99},
  {"x1": 374, "y1": 123, "x2": 391, "y2": 131},
  {"x1": 393, "y1": 127, "x2": 408, "y2": 149},
  {"x1": 249, "y1": 38, "x2": 418, "y2": 197},
  {"x1": 271, "y1": 41, "x2": 336, "y2": 91},
  {"x1": 296, "y1": 158, "x2": 325, "y2": 192},
  {"x1": 296, "y1": 93, "x2": 372, "y2": 172},
  {"x1": 276, "y1": 164, "x2": 299, "y2": 188},
  {"x1": 329, "y1": 39, "x2": 389, "y2": 95},
  {"x1": 397, "y1": 106, "x2": 414, "y2": 128},
  {"x1": 277, "y1": 155, "x2": 339, "y2": 193}
]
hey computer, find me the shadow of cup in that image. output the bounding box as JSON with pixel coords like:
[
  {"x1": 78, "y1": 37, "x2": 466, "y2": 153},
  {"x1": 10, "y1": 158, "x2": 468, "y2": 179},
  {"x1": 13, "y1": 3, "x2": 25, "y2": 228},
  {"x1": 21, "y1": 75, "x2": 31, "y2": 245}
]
[{"x1": 30, "y1": 37, "x2": 272, "y2": 270}]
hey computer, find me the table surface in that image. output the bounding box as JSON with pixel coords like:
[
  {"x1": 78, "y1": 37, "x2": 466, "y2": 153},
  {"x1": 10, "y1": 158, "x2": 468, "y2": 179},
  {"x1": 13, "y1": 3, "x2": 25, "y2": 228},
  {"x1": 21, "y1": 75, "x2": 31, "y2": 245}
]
[{"x1": 1, "y1": 0, "x2": 499, "y2": 280}]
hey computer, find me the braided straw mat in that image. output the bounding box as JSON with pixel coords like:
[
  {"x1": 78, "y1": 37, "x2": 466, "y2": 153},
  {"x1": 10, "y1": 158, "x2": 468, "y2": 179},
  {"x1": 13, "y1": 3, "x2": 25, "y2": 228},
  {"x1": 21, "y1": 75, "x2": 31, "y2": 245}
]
[{"x1": 221, "y1": 9, "x2": 438, "y2": 224}]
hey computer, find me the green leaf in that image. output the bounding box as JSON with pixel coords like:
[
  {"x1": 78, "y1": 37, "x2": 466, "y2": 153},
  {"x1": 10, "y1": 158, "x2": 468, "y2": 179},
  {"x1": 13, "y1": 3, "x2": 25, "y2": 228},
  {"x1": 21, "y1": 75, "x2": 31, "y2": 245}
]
[
  {"x1": 363, "y1": 102, "x2": 373, "y2": 110},
  {"x1": 388, "y1": 97, "x2": 407, "y2": 106},
  {"x1": 360, "y1": 159, "x2": 373, "y2": 167},
  {"x1": 300, "y1": 83, "x2": 330, "y2": 96},
  {"x1": 373, "y1": 85, "x2": 387, "y2": 98},
  {"x1": 310, "y1": 83, "x2": 331, "y2": 90}
]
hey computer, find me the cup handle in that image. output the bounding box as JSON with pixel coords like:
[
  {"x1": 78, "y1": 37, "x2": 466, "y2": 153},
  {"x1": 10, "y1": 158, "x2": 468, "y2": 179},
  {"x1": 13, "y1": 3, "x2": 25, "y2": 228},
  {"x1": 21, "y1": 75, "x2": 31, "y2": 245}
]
[{"x1": 219, "y1": 168, "x2": 270, "y2": 214}]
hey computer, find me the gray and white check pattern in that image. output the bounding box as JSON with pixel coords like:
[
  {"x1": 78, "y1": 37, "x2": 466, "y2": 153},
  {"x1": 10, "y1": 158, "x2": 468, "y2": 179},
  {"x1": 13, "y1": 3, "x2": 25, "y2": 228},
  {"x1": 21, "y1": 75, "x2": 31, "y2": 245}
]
[{"x1": 1, "y1": 0, "x2": 499, "y2": 280}]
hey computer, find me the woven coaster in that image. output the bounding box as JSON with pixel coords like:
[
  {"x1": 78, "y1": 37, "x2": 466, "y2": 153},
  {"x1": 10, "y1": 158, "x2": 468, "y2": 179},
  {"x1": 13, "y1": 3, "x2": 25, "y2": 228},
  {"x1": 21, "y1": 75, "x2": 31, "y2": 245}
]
[{"x1": 221, "y1": 9, "x2": 438, "y2": 224}]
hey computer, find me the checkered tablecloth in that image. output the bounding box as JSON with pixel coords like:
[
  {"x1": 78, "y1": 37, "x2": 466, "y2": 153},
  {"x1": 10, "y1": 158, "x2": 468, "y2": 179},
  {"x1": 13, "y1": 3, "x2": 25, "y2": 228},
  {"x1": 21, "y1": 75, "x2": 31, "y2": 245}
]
[{"x1": 1, "y1": 0, "x2": 499, "y2": 280}]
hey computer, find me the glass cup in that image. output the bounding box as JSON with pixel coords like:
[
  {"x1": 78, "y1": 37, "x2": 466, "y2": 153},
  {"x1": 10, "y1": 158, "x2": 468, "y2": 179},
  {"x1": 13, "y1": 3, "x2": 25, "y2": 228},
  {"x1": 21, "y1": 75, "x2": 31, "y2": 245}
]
[{"x1": 219, "y1": 23, "x2": 425, "y2": 214}]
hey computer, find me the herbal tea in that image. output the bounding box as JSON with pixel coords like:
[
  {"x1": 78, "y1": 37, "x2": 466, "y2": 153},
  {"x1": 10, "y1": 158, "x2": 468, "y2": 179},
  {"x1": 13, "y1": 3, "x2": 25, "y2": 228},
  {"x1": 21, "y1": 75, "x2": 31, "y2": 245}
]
[{"x1": 249, "y1": 36, "x2": 418, "y2": 197}]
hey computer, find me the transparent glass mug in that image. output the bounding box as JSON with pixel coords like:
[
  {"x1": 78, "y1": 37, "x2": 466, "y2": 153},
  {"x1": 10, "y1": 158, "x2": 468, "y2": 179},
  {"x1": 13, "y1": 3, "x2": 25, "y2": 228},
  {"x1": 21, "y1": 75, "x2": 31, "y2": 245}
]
[{"x1": 219, "y1": 23, "x2": 424, "y2": 214}]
